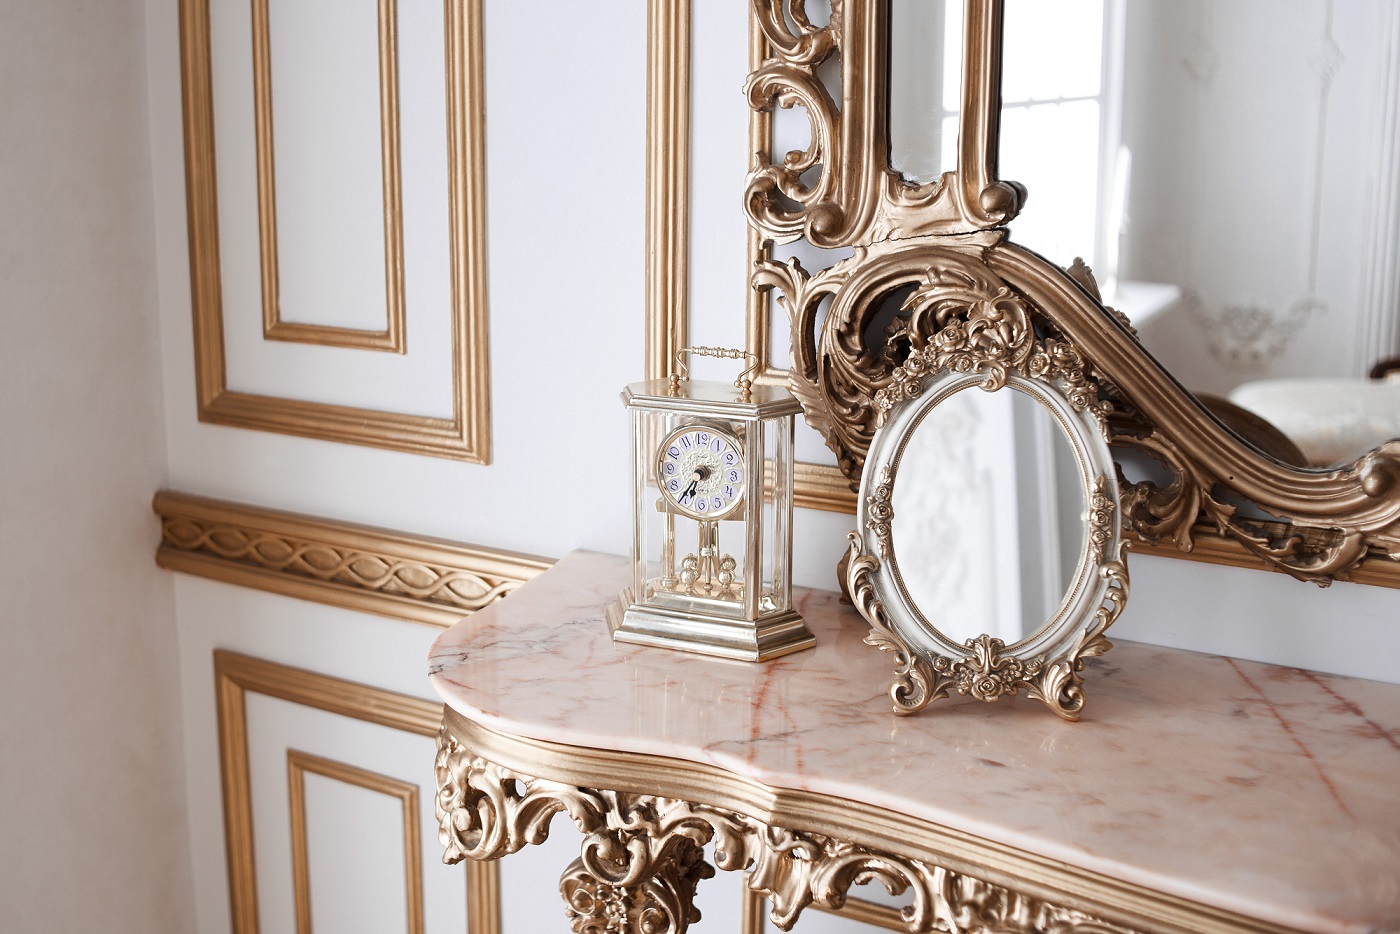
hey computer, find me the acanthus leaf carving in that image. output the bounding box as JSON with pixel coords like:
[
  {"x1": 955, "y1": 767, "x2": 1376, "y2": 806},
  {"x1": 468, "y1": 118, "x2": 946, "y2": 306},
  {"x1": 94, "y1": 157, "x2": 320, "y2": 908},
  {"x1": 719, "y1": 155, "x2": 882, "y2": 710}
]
[
  {"x1": 435, "y1": 726, "x2": 604, "y2": 863},
  {"x1": 436, "y1": 719, "x2": 1142, "y2": 933}
]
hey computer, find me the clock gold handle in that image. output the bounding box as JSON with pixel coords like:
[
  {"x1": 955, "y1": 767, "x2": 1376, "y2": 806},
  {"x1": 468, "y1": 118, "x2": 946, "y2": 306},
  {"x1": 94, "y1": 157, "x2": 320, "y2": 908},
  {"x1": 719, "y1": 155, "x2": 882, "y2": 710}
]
[{"x1": 670, "y1": 346, "x2": 760, "y2": 396}]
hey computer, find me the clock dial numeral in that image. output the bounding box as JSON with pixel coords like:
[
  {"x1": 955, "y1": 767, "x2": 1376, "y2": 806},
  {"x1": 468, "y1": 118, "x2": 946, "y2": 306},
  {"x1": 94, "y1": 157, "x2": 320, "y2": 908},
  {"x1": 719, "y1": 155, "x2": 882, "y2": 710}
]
[
  {"x1": 663, "y1": 462, "x2": 676, "y2": 475},
  {"x1": 711, "y1": 438, "x2": 724, "y2": 453},
  {"x1": 667, "y1": 479, "x2": 680, "y2": 492},
  {"x1": 668, "y1": 446, "x2": 680, "y2": 459},
  {"x1": 696, "y1": 431, "x2": 709, "y2": 446},
  {"x1": 723, "y1": 452, "x2": 737, "y2": 466},
  {"x1": 711, "y1": 496, "x2": 724, "y2": 510},
  {"x1": 723, "y1": 484, "x2": 736, "y2": 498},
  {"x1": 680, "y1": 435, "x2": 693, "y2": 450},
  {"x1": 726, "y1": 469, "x2": 740, "y2": 483},
  {"x1": 695, "y1": 497, "x2": 708, "y2": 513}
]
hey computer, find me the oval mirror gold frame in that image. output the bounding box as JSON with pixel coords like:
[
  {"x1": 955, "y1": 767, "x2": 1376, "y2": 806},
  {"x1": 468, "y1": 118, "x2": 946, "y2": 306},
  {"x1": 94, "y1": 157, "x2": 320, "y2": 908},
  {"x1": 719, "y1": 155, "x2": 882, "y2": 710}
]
[
  {"x1": 844, "y1": 273, "x2": 1128, "y2": 721},
  {"x1": 743, "y1": 0, "x2": 1400, "y2": 588}
]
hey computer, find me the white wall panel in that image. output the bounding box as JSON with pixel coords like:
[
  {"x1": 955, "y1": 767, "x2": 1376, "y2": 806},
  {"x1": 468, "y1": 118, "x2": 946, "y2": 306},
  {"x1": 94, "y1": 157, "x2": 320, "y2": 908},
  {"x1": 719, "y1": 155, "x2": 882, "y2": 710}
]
[
  {"x1": 268, "y1": 0, "x2": 388, "y2": 332},
  {"x1": 301, "y1": 771, "x2": 412, "y2": 933},
  {"x1": 206, "y1": 0, "x2": 455, "y2": 415},
  {"x1": 243, "y1": 697, "x2": 448, "y2": 934},
  {"x1": 171, "y1": 577, "x2": 446, "y2": 934}
]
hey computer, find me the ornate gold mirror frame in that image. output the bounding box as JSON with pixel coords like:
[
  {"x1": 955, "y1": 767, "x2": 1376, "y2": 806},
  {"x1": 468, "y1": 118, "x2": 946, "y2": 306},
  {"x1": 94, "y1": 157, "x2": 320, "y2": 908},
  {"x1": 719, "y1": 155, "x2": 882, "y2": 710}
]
[{"x1": 712, "y1": 0, "x2": 1400, "y2": 587}]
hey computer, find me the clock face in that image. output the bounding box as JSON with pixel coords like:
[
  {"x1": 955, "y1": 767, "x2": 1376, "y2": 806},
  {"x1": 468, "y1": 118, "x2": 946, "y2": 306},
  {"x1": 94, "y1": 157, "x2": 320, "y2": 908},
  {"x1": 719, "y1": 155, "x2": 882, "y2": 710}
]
[{"x1": 657, "y1": 424, "x2": 746, "y2": 520}]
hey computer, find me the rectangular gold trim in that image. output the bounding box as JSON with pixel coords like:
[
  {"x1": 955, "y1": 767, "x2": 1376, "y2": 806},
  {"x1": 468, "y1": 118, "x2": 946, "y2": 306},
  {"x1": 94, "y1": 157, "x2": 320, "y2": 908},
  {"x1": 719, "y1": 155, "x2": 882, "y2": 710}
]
[
  {"x1": 287, "y1": 750, "x2": 423, "y2": 934},
  {"x1": 253, "y1": 0, "x2": 407, "y2": 352},
  {"x1": 465, "y1": 860, "x2": 501, "y2": 934},
  {"x1": 645, "y1": 0, "x2": 690, "y2": 383},
  {"x1": 180, "y1": 0, "x2": 490, "y2": 461},
  {"x1": 215, "y1": 650, "x2": 500, "y2": 934},
  {"x1": 153, "y1": 490, "x2": 553, "y2": 626}
]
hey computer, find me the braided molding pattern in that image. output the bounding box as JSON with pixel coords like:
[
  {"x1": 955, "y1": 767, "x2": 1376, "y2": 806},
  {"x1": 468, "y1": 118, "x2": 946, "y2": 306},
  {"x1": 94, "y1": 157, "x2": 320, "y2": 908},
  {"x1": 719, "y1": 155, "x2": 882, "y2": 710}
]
[
  {"x1": 434, "y1": 726, "x2": 1139, "y2": 934},
  {"x1": 154, "y1": 490, "x2": 551, "y2": 627}
]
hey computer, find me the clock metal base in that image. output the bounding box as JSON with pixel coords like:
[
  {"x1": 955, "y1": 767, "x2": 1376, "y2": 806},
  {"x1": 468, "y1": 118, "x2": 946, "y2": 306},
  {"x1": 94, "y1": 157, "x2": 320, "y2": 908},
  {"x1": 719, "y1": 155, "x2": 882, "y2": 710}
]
[{"x1": 606, "y1": 588, "x2": 816, "y2": 662}]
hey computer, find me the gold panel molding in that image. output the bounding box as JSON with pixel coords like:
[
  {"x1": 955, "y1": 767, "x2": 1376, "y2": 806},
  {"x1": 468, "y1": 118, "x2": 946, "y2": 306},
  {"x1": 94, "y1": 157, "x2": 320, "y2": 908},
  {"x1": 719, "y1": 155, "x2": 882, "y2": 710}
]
[
  {"x1": 438, "y1": 708, "x2": 1293, "y2": 934},
  {"x1": 287, "y1": 749, "x2": 423, "y2": 934},
  {"x1": 154, "y1": 490, "x2": 552, "y2": 627},
  {"x1": 179, "y1": 0, "x2": 490, "y2": 461},
  {"x1": 252, "y1": 0, "x2": 407, "y2": 352},
  {"x1": 215, "y1": 651, "x2": 500, "y2": 934},
  {"x1": 645, "y1": 0, "x2": 690, "y2": 383}
]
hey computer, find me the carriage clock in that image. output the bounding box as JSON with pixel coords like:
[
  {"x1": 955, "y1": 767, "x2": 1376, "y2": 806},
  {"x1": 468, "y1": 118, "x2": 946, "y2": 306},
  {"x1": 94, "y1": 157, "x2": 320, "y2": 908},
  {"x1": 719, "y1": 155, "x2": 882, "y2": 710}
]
[{"x1": 608, "y1": 347, "x2": 815, "y2": 661}]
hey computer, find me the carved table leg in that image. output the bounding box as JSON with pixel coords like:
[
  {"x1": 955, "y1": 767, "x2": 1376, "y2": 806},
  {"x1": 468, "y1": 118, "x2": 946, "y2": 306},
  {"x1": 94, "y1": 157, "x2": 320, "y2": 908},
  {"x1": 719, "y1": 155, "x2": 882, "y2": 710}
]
[{"x1": 559, "y1": 837, "x2": 712, "y2": 934}]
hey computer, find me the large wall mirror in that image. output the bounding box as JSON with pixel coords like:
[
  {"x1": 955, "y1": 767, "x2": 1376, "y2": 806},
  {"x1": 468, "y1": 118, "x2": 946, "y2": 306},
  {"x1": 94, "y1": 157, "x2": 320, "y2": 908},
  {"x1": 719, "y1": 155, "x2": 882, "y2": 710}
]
[{"x1": 739, "y1": 0, "x2": 1400, "y2": 589}]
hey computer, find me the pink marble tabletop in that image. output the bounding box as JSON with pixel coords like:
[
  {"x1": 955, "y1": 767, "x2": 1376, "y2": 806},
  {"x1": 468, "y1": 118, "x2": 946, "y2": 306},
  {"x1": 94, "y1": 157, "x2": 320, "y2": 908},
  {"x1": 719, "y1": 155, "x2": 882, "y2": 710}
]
[{"x1": 428, "y1": 550, "x2": 1400, "y2": 933}]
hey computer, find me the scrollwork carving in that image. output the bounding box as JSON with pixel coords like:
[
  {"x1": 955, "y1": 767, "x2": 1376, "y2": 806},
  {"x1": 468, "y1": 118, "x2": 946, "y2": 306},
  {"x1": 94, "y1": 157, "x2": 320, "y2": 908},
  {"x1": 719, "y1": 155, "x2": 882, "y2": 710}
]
[
  {"x1": 436, "y1": 719, "x2": 1141, "y2": 933},
  {"x1": 743, "y1": 0, "x2": 1400, "y2": 584},
  {"x1": 944, "y1": 873, "x2": 1140, "y2": 934},
  {"x1": 435, "y1": 726, "x2": 604, "y2": 863},
  {"x1": 756, "y1": 237, "x2": 1111, "y2": 497},
  {"x1": 846, "y1": 529, "x2": 1129, "y2": 721},
  {"x1": 744, "y1": 0, "x2": 1019, "y2": 249},
  {"x1": 759, "y1": 226, "x2": 1400, "y2": 585}
]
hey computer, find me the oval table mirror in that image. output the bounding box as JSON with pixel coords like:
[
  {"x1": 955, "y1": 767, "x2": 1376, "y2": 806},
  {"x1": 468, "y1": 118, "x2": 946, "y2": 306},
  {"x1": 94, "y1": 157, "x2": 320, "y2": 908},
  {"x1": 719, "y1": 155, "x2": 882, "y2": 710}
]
[{"x1": 846, "y1": 329, "x2": 1129, "y2": 720}]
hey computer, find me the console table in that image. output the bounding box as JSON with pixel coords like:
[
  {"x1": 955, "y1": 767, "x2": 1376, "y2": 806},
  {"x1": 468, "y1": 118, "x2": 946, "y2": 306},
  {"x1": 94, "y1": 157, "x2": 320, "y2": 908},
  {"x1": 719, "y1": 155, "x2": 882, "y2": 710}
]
[{"x1": 429, "y1": 551, "x2": 1400, "y2": 933}]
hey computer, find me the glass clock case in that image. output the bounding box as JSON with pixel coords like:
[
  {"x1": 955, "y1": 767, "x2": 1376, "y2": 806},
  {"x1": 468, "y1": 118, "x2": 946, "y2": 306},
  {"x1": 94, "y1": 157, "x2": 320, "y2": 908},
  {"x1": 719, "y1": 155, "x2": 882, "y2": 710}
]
[{"x1": 609, "y1": 377, "x2": 815, "y2": 662}]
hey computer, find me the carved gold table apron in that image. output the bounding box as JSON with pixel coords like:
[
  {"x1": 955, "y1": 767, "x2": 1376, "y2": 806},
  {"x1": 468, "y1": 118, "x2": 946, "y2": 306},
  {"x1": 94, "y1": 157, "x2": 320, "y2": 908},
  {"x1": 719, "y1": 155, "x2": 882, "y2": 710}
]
[{"x1": 430, "y1": 552, "x2": 1400, "y2": 934}]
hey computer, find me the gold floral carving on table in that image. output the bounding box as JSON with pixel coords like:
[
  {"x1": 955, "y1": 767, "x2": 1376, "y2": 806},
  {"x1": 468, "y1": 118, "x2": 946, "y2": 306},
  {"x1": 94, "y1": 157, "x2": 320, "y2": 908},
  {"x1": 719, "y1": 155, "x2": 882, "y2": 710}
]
[
  {"x1": 434, "y1": 724, "x2": 1140, "y2": 934},
  {"x1": 848, "y1": 533, "x2": 1129, "y2": 722}
]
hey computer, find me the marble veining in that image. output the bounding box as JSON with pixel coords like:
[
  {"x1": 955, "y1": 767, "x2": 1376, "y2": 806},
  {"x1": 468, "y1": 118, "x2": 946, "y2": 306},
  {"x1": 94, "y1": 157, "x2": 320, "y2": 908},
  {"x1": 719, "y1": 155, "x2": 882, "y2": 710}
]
[{"x1": 429, "y1": 550, "x2": 1400, "y2": 933}]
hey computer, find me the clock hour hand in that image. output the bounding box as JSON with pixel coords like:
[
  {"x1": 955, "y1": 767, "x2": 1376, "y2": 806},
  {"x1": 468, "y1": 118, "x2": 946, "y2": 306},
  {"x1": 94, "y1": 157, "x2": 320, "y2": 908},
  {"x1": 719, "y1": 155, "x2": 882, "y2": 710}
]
[{"x1": 678, "y1": 468, "x2": 703, "y2": 504}]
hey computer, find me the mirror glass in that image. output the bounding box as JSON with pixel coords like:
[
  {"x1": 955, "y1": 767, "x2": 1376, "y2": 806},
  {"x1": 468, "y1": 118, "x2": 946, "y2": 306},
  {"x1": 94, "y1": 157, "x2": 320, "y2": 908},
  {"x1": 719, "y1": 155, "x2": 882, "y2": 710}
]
[
  {"x1": 888, "y1": 0, "x2": 964, "y2": 183},
  {"x1": 997, "y1": 0, "x2": 1400, "y2": 467},
  {"x1": 889, "y1": 384, "x2": 1086, "y2": 647}
]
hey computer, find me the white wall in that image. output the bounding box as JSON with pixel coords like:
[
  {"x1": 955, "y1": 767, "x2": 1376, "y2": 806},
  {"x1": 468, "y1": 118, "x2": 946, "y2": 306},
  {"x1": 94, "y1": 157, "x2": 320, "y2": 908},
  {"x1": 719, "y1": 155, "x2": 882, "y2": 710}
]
[{"x1": 0, "y1": 1, "x2": 194, "y2": 931}]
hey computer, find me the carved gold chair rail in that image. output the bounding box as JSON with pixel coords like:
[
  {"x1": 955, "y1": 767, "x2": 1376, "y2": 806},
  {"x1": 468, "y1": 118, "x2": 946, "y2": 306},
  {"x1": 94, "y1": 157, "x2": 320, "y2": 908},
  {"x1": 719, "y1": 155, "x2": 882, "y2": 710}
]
[
  {"x1": 435, "y1": 708, "x2": 1296, "y2": 934},
  {"x1": 153, "y1": 490, "x2": 552, "y2": 627}
]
